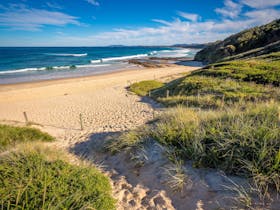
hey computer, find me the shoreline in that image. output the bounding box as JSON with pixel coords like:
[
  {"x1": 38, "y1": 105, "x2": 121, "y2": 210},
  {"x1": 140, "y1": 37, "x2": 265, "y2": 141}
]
[{"x1": 0, "y1": 66, "x2": 143, "y2": 91}]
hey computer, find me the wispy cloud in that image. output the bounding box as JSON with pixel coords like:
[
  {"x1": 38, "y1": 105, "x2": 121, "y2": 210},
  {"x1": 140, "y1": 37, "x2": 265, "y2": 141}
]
[
  {"x1": 46, "y1": 2, "x2": 63, "y2": 10},
  {"x1": 177, "y1": 11, "x2": 200, "y2": 22},
  {"x1": 215, "y1": 0, "x2": 242, "y2": 18},
  {"x1": 85, "y1": 0, "x2": 100, "y2": 6},
  {"x1": 0, "y1": 4, "x2": 81, "y2": 31},
  {"x1": 241, "y1": 0, "x2": 280, "y2": 9}
]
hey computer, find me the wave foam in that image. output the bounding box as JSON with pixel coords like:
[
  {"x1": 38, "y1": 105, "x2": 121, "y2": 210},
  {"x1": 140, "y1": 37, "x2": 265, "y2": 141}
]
[
  {"x1": 46, "y1": 53, "x2": 88, "y2": 57},
  {"x1": 91, "y1": 53, "x2": 148, "y2": 63},
  {"x1": 0, "y1": 63, "x2": 111, "y2": 75}
]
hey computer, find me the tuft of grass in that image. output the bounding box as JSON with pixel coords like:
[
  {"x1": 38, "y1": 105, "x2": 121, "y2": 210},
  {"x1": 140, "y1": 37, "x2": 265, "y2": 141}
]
[
  {"x1": 0, "y1": 124, "x2": 54, "y2": 149},
  {"x1": 163, "y1": 157, "x2": 192, "y2": 193},
  {"x1": 0, "y1": 144, "x2": 116, "y2": 210},
  {"x1": 129, "y1": 80, "x2": 164, "y2": 96}
]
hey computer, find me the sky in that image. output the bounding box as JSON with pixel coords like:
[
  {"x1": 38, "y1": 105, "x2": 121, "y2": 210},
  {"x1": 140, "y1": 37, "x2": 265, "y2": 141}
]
[{"x1": 0, "y1": 0, "x2": 279, "y2": 46}]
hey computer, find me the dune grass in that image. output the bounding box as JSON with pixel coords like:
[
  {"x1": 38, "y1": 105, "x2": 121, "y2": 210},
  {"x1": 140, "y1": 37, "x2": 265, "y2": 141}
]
[
  {"x1": 0, "y1": 148, "x2": 115, "y2": 210},
  {"x1": 200, "y1": 52, "x2": 280, "y2": 86},
  {"x1": 0, "y1": 126, "x2": 116, "y2": 210},
  {"x1": 108, "y1": 102, "x2": 280, "y2": 199},
  {"x1": 0, "y1": 124, "x2": 54, "y2": 149},
  {"x1": 129, "y1": 80, "x2": 164, "y2": 96},
  {"x1": 129, "y1": 53, "x2": 280, "y2": 109},
  {"x1": 153, "y1": 75, "x2": 279, "y2": 108}
]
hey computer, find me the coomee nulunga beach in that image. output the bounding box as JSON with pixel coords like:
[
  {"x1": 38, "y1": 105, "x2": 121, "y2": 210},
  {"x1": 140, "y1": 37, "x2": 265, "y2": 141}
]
[{"x1": 0, "y1": 1, "x2": 280, "y2": 209}]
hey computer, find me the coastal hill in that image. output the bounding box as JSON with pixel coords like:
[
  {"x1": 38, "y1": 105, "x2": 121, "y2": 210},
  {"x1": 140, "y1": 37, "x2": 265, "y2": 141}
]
[{"x1": 195, "y1": 19, "x2": 280, "y2": 63}]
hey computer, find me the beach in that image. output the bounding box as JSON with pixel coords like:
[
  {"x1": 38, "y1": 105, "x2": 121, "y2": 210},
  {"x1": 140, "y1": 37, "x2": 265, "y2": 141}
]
[{"x1": 0, "y1": 65, "x2": 198, "y2": 145}]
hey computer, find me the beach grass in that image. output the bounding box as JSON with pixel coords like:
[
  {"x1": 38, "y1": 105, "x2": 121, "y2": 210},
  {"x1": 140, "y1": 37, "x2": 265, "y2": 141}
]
[
  {"x1": 123, "y1": 53, "x2": 280, "y2": 200},
  {"x1": 129, "y1": 80, "x2": 164, "y2": 96},
  {"x1": 129, "y1": 52, "x2": 280, "y2": 109},
  {"x1": 108, "y1": 102, "x2": 280, "y2": 199},
  {"x1": 0, "y1": 148, "x2": 116, "y2": 210},
  {"x1": 0, "y1": 126, "x2": 116, "y2": 210},
  {"x1": 200, "y1": 52, "x2": 280, "y2": 86},
  {"x1": 0, "y1": 124, "x2": 54, "y2": 149}
]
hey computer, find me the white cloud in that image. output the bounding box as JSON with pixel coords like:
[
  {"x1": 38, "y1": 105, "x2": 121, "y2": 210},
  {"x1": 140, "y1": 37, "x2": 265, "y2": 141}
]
[
  {"x1": 85, "y1": 0, "x2": 100, "y2": 6},
  {"x1": 241, "y1": 0, "x2": 280, "y2": 8},
  {"x1": 244, "y1": 9, "x2": 280, "y2": 23},
  {"x1": 215, "y1": 0, "x2": 243, "y2": 18},
  {"x1": 0, "y1": 4, "x2": 80, "y2": 31},
  {"x1": 177, "y1": 11, "x2": 200, "y2": 22}
]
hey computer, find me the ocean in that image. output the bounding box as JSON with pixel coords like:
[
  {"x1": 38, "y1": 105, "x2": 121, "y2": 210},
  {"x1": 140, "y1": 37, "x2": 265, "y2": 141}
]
[{"x1": 0, "y1": 47, "x2": 199, "y2": 84}]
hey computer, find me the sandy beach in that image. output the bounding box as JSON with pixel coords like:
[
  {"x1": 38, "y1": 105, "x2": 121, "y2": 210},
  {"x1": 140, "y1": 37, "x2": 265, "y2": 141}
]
[{"x1": 0, "y1": 66, "x2": 197, "y2": 135}]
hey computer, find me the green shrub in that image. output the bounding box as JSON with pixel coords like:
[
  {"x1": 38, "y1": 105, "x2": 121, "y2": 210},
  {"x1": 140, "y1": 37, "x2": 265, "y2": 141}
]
[
  {"x1": 0, "y1": 150, "x2": 116, "y2": 210},
  {"x1": 129, "y1": 80, "x2": 164, "y2": 96},
  {"x1": 0, "y1": 125, "x2": 54, "y2": 149}
]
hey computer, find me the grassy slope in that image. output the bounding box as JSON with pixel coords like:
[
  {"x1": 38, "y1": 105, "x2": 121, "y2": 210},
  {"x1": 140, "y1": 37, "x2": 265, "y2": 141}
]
[
  {"x1": 123, "y1": 52, "x2": 280, "y2": 200},
  {"x1": 130, "y1": 52, "x2": 280, "y2": 109},
  {"x1": 0, "y1": 125, "x2": 116, "y2": 210}
]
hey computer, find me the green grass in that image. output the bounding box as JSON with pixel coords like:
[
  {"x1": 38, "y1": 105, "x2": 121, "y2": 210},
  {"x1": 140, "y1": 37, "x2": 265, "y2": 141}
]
[
  {"x1": 0, "y1": 124, "x2": 54, "y2": 149},
  {"x1": 0, "y1": 149, "x2": 115, "y2": 210},
  {"x1": 129, "y1": 53, "x2": 280, "y2": 109},
  {"x1": 129, "y1": 80, "x2": 164, "y2": 96},
  {"x1": 109, "y1": 102, "x2": 280, "y2": 199},
  {"x1": 152, "y1": 75, "x2": 279, "y2": 108},
  {"x1": 200, "y1": 53, "x2": 280, "y2": 86}
]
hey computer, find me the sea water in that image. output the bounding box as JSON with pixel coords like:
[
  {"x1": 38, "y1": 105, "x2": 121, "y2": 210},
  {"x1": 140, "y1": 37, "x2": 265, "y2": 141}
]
[{"x1": 0, "y1": 46, "x2": 199, "y2": 84}]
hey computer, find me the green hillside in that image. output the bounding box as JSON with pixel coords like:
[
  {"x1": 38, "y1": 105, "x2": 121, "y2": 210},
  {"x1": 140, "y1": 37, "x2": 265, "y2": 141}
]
[{"x1": 195, "y1": 19, "x2": 280, "y2": 63}]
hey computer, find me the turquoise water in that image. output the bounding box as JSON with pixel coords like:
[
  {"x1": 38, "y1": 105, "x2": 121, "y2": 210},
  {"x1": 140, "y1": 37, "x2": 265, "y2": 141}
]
[{"x1": 0, "y1": 46, "x2": 199, "y2": 84}]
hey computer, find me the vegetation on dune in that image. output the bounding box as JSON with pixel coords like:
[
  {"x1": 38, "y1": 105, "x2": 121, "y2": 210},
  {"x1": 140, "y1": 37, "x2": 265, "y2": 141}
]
[
  {"x1": 195, "y1": 19, "x2": 280, "y2": 63},
  {"x1": 0, "y1": 150, "x2": 115, "y2": 210},
  {"x1": 200, "y1": 53, "x2": 280, "y2": 86},
  {"x1": 128, "y1": 52, "x2": 280, "y2": 109},
  {"x1": 0, "y1": 124, "x2": 54, "y2": 149},
  {"x1": 125, "y1": 50, "x2": 280, "y2": 201},
  {"x1": 154, "y1": 75, "x2": 279, "y2": 108},
  {"x1": 109, "y1": 102, "x2": 280, "y2": 199},
  {"x1": 129, "y1": 80, "x2": 164, "y2": 96},
  {"x1": 0, "y1": 126, "x2": 116, "y2": 210}
]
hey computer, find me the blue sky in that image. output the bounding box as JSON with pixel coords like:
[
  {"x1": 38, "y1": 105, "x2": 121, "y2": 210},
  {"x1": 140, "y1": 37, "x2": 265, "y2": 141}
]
[{"x1": 0, "y1": 0, "x2": 279, "y2": 46}]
